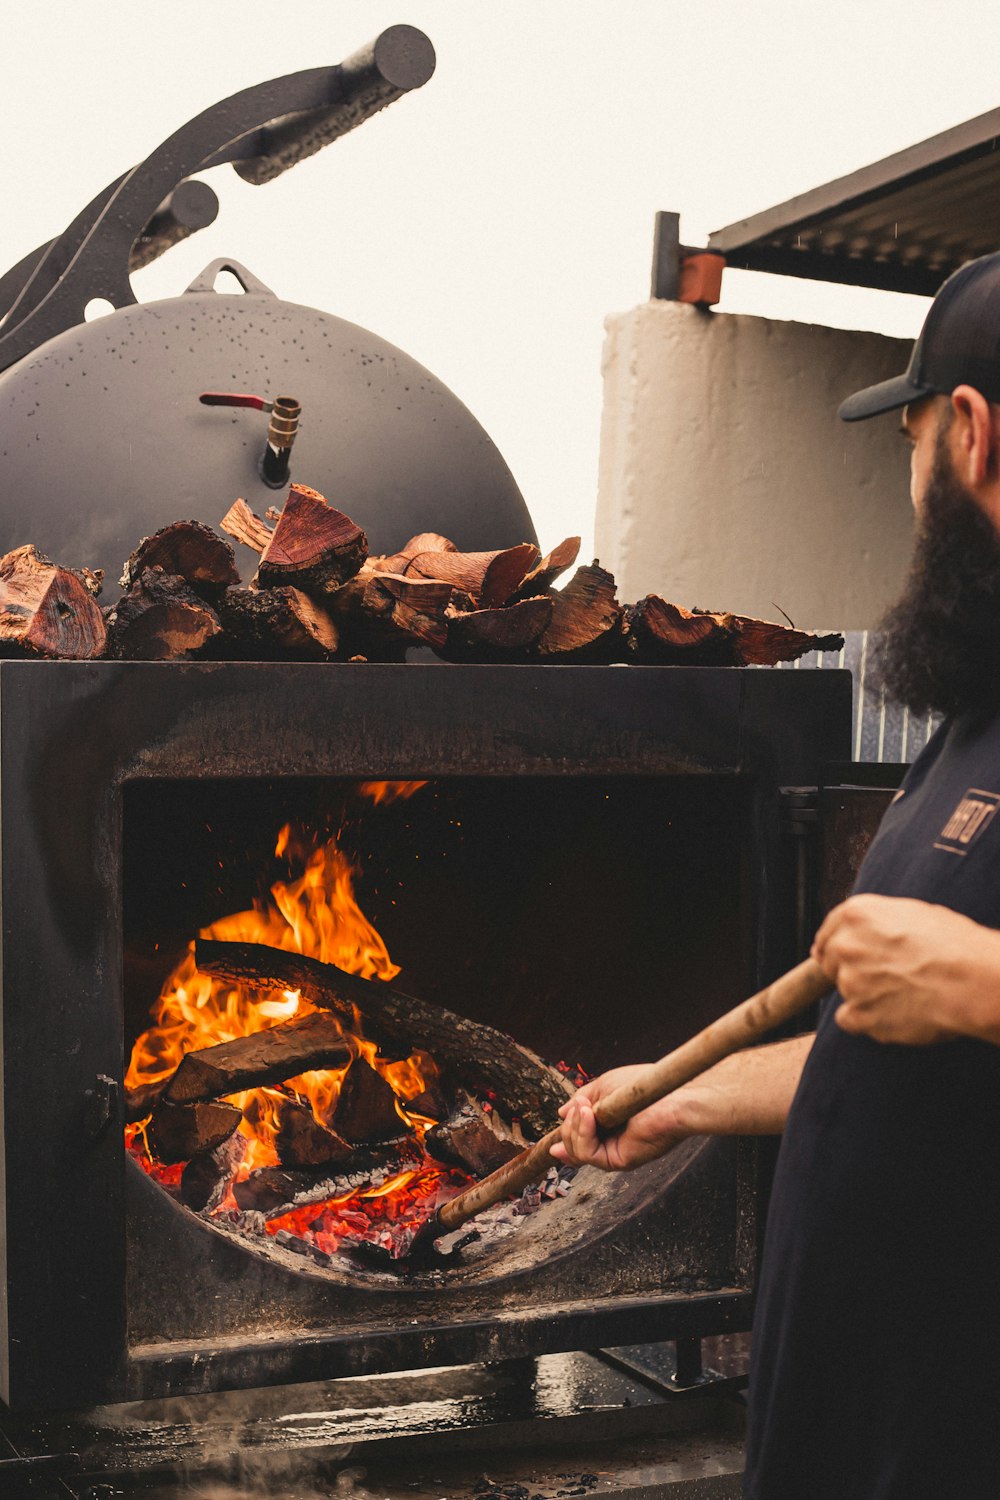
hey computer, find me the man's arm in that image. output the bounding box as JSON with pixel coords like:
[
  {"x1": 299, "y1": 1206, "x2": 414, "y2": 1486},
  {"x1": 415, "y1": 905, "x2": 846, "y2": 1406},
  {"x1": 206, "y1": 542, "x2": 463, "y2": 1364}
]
[
  {"x1": 551, "y1": 1033, "x2": 813, "y2": 1171},
  {"x1": 814, "y1": 893, "x2": 1000, "y2": 1044}
]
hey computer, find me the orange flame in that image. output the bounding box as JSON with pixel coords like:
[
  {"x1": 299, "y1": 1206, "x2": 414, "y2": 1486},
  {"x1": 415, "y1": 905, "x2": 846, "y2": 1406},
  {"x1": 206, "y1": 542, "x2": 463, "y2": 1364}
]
[
  {"x1": 357, "y1": 780, "x2": 428, "y2": 806},
  {"x1": 126, "y1": 822, "x2": 440, "y2": 1185}
]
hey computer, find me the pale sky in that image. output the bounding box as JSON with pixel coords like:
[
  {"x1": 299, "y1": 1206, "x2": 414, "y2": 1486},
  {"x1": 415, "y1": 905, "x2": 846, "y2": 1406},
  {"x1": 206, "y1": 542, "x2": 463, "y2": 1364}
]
[{"x1": 4, "y1": 1, "x2": 999, "y2": 558}]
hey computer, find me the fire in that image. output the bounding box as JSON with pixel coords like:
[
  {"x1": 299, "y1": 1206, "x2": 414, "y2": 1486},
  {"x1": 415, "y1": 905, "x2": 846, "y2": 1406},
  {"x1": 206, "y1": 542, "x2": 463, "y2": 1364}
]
[{"x1": 125, "y1": 798, "x2": 469, "y2": 1257}]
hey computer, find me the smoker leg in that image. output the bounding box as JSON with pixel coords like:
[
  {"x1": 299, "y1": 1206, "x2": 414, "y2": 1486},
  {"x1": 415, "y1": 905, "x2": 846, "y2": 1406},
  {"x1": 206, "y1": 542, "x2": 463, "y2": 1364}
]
[{"x1": 674, "y1": 1335, "x2": 705, "y2": 1388}]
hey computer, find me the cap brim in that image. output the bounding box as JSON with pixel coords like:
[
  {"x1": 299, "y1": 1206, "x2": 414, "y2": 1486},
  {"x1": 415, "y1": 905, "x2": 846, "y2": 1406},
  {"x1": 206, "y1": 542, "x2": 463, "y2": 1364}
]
[{"x1": 838, "y1": 373, "x2": 931, "y2": 422}]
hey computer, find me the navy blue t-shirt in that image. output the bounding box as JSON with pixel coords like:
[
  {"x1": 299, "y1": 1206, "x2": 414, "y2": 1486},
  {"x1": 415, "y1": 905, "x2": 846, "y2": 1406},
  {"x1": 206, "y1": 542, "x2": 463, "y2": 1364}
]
[{"x1": 745, "y1": 711, "x2": 1000, "y2": 1500}]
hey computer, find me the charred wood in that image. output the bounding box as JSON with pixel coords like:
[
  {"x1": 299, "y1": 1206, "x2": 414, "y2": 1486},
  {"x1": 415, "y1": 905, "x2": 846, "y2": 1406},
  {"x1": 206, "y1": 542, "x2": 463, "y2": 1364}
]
[
  {"x1": 195, "y1": 940, "x2": 576, "y2": 1136},
  {"x1": 426, "y1": 1093, "x2": 527, "y2": 1177},
  {"x1": 126, "y1": 1079, "x2": 169, "y2": 1123},
  {"x1": 104, "y1": 568, "x2": 222, "y2": 660},
  {"x1": 0, "y1": 544, "x2": 107, "y2": 659},
  {"x1": 164, "y1": 1010, "x2": 352, "y2": 1105},
  {"x1": 233, "y1": 1161, "x2": 388, "y2": 1217},
  {"x1": 120, "y1": 521, "x2": 240, "y2": 597},
  {"x1": 255, "y1": 484, "x2": 368, "y2": 596},
  {"x1": 147, "y1": 1098, "x2": 242, "y2": 1166},
  {"x1": 328, "y1": 1057, "x2": 404, "y2": 1144},
  {"x1": 215, "y1": 584, "x2": 340, "y2": 659},
  {"x1": 180, "y1": 1131, "x2": 247, "y2": 1212},
  {"x1": 277, "y1": 1100, "x2": 356, "y2": 1169}
]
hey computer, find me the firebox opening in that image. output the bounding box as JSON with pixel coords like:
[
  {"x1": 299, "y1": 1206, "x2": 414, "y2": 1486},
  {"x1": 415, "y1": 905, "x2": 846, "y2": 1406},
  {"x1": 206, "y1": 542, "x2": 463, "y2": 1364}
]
[{"x1": 121, "y1": 774, "x2": 755, "y2": 1320}]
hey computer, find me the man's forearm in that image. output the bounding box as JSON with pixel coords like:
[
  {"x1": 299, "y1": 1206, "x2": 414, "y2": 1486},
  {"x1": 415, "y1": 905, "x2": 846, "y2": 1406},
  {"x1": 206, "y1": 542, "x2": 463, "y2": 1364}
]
[{"x1": 673, "y1": 1033, "x2": 814, "y2": 1137}]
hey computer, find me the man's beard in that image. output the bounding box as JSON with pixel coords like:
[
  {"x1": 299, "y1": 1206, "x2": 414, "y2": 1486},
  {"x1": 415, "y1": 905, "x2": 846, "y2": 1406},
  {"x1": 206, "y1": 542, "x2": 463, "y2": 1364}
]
[{"x1": 875, "y1": 439, "x2": 1000, "y2": 719}]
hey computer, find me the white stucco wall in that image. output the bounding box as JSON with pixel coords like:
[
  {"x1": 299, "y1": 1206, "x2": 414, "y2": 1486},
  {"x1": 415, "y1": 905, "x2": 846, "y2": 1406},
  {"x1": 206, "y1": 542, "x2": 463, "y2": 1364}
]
[{"x1": 595, "y1": 302, "x2": 916, "y2": 630}]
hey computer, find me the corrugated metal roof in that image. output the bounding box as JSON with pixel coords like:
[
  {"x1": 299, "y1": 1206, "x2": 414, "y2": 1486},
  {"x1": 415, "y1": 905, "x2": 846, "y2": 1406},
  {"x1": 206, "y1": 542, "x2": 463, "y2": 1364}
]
[{"x1": 708, "y1": 107, "x2": 1000, "y2": 295}]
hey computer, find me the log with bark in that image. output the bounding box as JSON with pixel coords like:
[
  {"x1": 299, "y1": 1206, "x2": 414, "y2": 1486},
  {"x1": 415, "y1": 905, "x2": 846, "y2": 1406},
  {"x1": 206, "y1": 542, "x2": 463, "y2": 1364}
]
[
  {"x1": 126, "y1": 1079, "x2": 169, "y2": 1123},
  {"x1": 0, "y1": 544, "x2": 107, "y2": 659},
  {"x1": 195, "y1": 939, "x2": 575, "y2": 1137},
  {"x1": 277, "y1": 1101, "x2": 356, "y2": 1170},
  {"x1": 104, "y1": 568, "x2": 222, "y2": 660},
  {"x1": 444, "y1": 595, "x2": 554, "y2": 659},
  {"x1": 146, "y1": 1098, "x2": 242, "y2": 1165},
  {"x1": 164, "y1": 1010, "x2": 352, "y2": 1105},
  {"x1": 730, "y1": 615, "x2": 844, "y2": 666},
  {"x1": 254, "y1": 485, "x2": 368, "y2": 596},
  {"x1": 404, "y1": 542, "x2": 540, "y2": 607},
  {"x1": 623, "y1": 596, "x2": 739, "y2": 664},
  {"x1": 371, "y1": 532, "x2": 457, "y2": 575},
  {"x1": 327, "y1": 568, "x2": 452, "y2": 652},
  {"x1": 120, "y1": 521, "x2": 240, "y2": 597},
  {"x1": 425, "y1": 1092, "x2": 527, "y2": 1177},
  {"x1": 180, "y1": 1131, "x2": 247, "y2": 1212},
  {"x1": 233, "y1": 1162, "x2": 384, "y2": 1217},
  {"x1": 214, "y1": 584, "x2": 340, "y2": 659},
  {"x1": 328, "y1": 1057, "x2": 404, "y2": 1144},
  {"x1": 534, "y1": 563, "x2": 621, "y2": 659}
]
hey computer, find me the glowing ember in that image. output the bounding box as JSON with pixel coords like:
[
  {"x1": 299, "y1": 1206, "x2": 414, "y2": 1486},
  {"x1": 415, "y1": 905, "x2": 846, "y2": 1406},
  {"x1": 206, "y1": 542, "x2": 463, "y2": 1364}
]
[{"x1": 125, "y1": 786, "x2": 477, "y2": 1259}]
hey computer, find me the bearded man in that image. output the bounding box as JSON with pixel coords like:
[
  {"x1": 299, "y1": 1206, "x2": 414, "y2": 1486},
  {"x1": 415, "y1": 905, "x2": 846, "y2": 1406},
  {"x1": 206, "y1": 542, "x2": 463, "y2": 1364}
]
[{"x1": 553, "y1": 251, "x2": 1000, "y2": 1500}]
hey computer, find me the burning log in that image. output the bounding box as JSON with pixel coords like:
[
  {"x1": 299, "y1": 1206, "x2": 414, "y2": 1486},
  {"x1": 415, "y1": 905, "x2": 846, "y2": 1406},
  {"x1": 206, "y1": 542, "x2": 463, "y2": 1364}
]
[
  {"x1": 195, "y1": 940, "x2": 576, "y2": 1136},
  {"x1": 405, "y1": 542, "x2": 540, "y2": 607},
  {"x1": 426, "y1": 1093, "x2": 527, "y2": 1177},
  {"x1": 513, "y1": 535, "x2": 582, "y2": 600},
  {"x1": 215, "y1": 585, "x2": 340, "y2": 659},
  {"x1": 233, "y1": 1162, "x2": 382, "y2": 1217},
  {"x1": 445, "y1": 595, "x2": 553, "y2": 658},
  {"x1": 126, "y1": 1080, "x2": 169, "y2": 1123},
  {"x1": 277, "y1": 1101, "x2": 356, "y2": 1169},
  {"x1": 255, "y1": 484, "x2": 368, "y2": 596},
  {"x1": 220, "y1": 497, "x2": 274, "y2": 555},
  {"x1": 328, "y1": 1057, "x2": 404, "y2": 1144},
  {"x1": 534, "y1": 563, "x2": 621, "y2": 659},
  {"x1": 120, "y1": 521, "x2": 240, "y2": 597},
  {"x1": 0, "y1": 544, "x2": 106, "y2": 659},
  {"x1": 104, "y1": 567, "x2": 222, "y2": 660},
  {"x1": 164, "y1": 1010, "x2": 352, "y2": 1105},
  {"x1": 180, "y1": 1131, "x2": 247, "y2": 1213},
  {"x1": 146, "y1": 1098, "x2": 242, "y2": 1166}
]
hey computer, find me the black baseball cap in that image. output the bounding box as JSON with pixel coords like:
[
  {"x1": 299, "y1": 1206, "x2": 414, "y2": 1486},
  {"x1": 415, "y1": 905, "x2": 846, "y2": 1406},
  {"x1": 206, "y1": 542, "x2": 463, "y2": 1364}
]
[{"x1": 839, "y1": 250, "x2": 1000, "y2": 422}]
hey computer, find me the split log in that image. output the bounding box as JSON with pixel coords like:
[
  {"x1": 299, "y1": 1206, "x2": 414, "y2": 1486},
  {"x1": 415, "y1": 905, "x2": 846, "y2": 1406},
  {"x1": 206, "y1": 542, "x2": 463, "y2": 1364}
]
[
  {"x1": 72, "y1": 566, "x2": 104, "y2": 598},
  {"x1": 405, "y1": 542, "x2": 540, "y2": 607},
  {"x1": 120, "y1": 521, "x2": 240, "y2": 596},
  {"x1": 328, "y1": 1057, "x2": 404, "y2": 1144},
  {"x1": 328, "y1": 568, "x2": 452, "y2": 651},
  {"x1": 147, "y1": 1098, "x2": 241, "y2": 1166},
  {"x1": 0, "y1": 545, "x2": 106, "y2": 659},
  {"x1": 180, "y1": 1131, "x2": 247, "y2": 1212},
  {"x1": 403, "y1": 1082, "x2": 448, "y2": 1120},
  {"x1": 730, "y1": 616, "x2": 845, "y2": 667},
  {"x1": 426, "y1": 1093, "x2": 527, "y2": 1177},
  {"x1": 277, "y1": 1101, "x2": 356, "y2": 1170},
  {"x1": 104, "y1": 568, "x2": 222, "y2": 660},
  {"x1": 215, "y1": 585, "x2": 340, "y2": 659},
  {"x1": 535, "y1": 563, "x2": 621, "y2": 658},
  {"x1": 513, "y1": 536, "x2": 581, "y2": 600},
  {"x1": 445, "y1": 595, "x2": 553, "y2": 658},
  {"x1": 623, "y1": 597, "x2": 739, "y2": 664},
  {"x1": 195, "y1": 939, "x2": 576, "y2": 1137},
  {"x1": 371, "y1": 532, "x2": 457, "y2": 575},
  {"x1": 221, "y1": 497, "x2": 274, "y2": 555},
  {"x1": 255, "y1": 484, "x2": 368, "y2": 595},
  {"x1": 164, "y1": 1010, "x2": 352, "y2": 1105}
]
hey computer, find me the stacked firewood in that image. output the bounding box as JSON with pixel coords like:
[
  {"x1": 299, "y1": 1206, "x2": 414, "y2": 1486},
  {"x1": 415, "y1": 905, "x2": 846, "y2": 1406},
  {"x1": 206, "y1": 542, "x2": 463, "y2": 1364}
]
[
  {"x1": 0, "y1": 484, "x2": 843, "y2": 665},
  {"x1": 129, "y1": 939, "x2": 574, "y2": 1227}
]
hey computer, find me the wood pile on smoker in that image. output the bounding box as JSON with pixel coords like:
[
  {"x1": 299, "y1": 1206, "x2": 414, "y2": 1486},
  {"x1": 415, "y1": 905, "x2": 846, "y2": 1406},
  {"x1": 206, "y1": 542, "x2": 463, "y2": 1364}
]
[
  {"x1": 0, "y1": 483, "x2": 843, "y2": 665},
  {"x1": 127, "y1": 939, "x2": 578, "y2": 1261}
]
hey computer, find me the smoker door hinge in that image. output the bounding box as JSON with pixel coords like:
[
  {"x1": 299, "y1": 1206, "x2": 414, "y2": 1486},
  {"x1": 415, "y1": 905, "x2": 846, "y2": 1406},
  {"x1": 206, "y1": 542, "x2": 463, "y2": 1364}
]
[{"x1": 83, "y1": 1074, "x2": 120, "y2": 1139}]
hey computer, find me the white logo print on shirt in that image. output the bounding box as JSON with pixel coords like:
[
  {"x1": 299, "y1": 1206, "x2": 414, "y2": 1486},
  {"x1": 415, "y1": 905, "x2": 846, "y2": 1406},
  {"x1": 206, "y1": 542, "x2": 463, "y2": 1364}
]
[{"x1": 934, "y1": 789, "x2": 1000, "y2": 855}]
